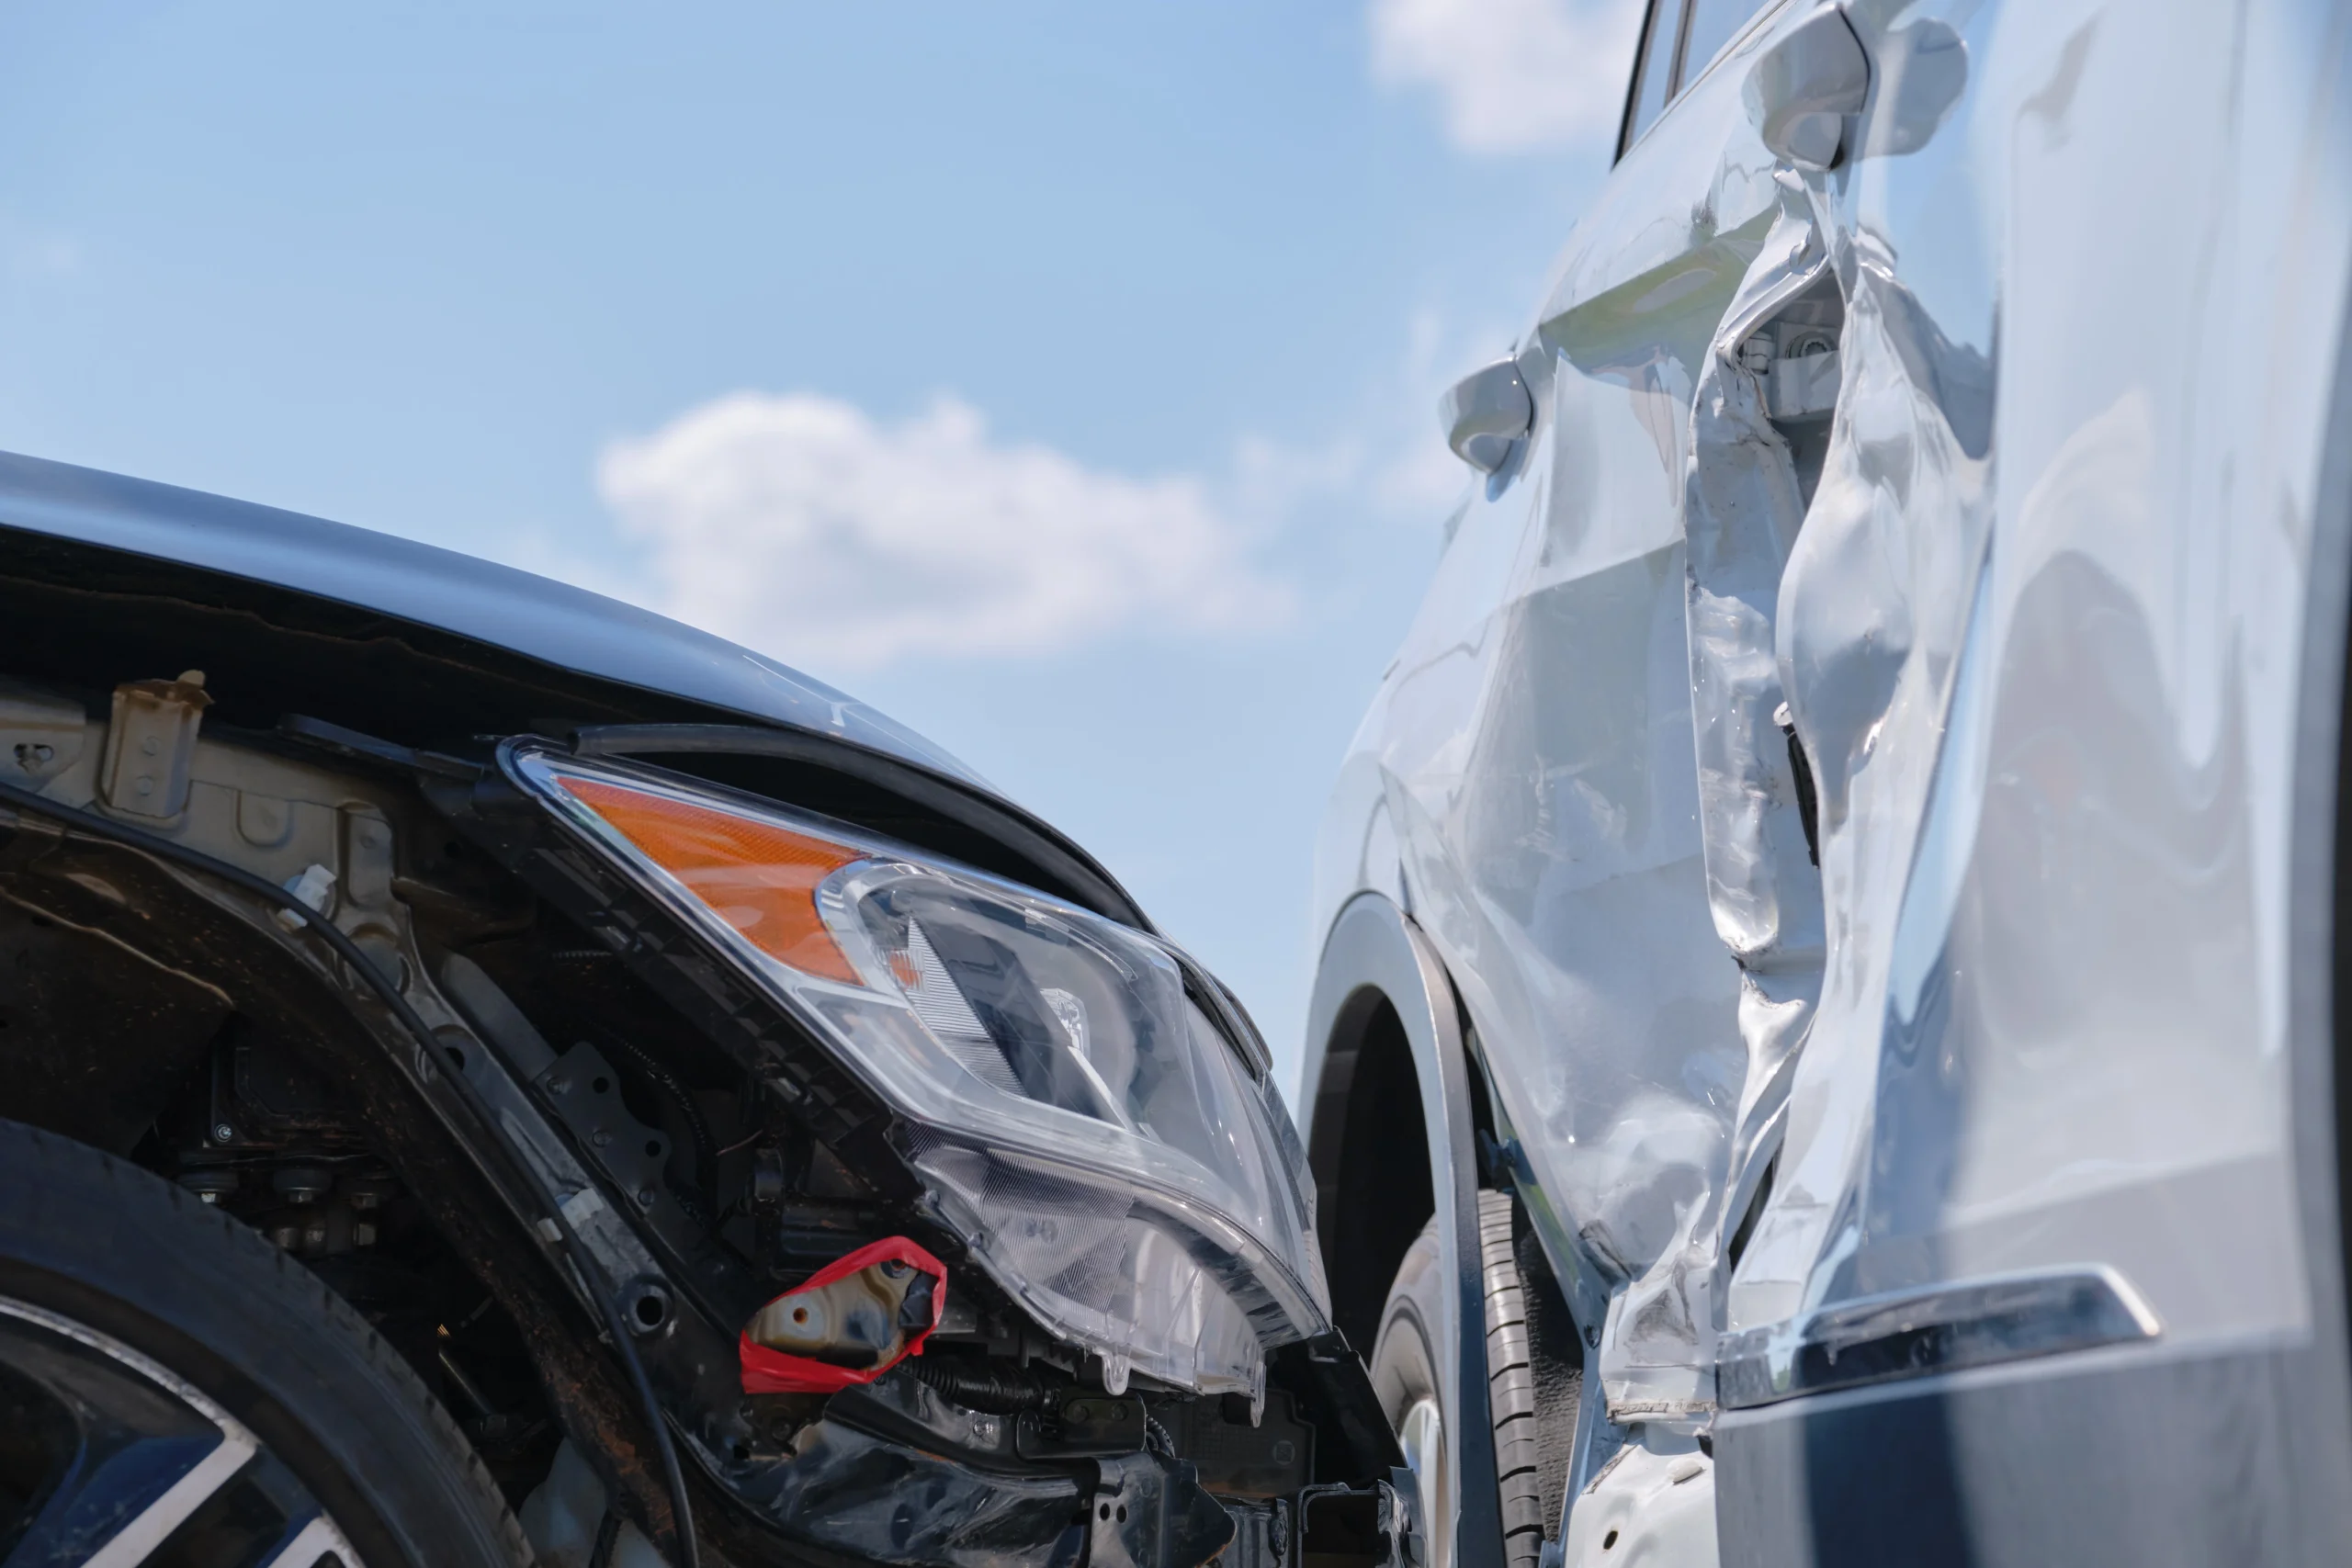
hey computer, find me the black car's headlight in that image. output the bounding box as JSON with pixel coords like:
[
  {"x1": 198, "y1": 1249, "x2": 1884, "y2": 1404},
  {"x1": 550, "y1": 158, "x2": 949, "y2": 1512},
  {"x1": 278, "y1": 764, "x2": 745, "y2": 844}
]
[{"x1": 509, "y1": 746, "x2": 1329, "y2": 1404}]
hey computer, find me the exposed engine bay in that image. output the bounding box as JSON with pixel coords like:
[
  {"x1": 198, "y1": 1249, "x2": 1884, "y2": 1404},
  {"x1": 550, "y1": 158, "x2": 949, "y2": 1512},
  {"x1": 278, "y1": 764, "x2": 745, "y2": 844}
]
[{"x1": 0, "y1": 534, "x2": 1412, "y2": 1568}]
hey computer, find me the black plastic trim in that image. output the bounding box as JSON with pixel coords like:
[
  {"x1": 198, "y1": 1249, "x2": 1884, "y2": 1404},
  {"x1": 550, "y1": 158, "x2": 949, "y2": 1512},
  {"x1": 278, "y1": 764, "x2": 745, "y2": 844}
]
[{"x1": 1302, "y1": 893, "x2": 1505, "y2": 1568}]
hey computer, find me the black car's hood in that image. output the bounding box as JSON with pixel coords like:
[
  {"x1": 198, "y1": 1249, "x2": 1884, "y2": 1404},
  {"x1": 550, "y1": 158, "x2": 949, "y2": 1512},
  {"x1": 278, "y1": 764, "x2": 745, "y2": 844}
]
[
  {"x1": 0, "y1": 449, "x2": 1149, "y2": 926},
  {"x1": 0, "y1": 449, "x2": 978, "y2": 786}
]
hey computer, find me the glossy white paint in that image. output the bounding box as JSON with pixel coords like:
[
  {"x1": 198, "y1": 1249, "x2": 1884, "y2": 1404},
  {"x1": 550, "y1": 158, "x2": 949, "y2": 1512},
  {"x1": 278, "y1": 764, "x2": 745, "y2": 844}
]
[
  {"x1": 1306, "y1": 0, "x2": 2352, "y2": 1550},
  {"x1": 1761, "y1": 0, "x2": 2349, "y2": 1356},
  {"x1": 1563, "y1": 1439, "x2": 1719, "y2": 1567}
]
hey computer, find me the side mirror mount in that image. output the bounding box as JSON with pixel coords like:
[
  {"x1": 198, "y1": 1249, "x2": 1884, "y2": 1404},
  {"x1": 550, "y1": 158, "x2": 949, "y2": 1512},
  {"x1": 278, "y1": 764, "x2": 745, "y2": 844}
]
[
  {"x1": 1438, "y1": 357, "x2": 1533, "y2": 474},
  {"x1": 1745, "y1": 5, "x2": 1870, "y2": 169}
]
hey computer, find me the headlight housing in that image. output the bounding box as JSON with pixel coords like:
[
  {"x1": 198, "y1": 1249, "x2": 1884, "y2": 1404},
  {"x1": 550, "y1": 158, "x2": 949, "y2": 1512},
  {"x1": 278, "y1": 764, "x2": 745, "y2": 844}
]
[{"x1": 509, "y1": 746, "x2": 1329, "y2": 1402}]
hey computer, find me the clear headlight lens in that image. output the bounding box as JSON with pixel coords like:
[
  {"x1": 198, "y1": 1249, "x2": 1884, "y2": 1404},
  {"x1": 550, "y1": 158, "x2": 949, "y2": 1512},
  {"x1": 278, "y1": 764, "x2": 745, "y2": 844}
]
[{"x1": 512, "y1": 748, "x2": 1329, "y2": 1402}]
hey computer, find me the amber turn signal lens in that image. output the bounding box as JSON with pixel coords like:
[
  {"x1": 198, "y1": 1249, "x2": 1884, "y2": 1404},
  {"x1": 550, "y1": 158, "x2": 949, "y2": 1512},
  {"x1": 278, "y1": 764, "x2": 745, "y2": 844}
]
[{"x1": 559, "y1": 776, "x2": 864, "y2": 985}]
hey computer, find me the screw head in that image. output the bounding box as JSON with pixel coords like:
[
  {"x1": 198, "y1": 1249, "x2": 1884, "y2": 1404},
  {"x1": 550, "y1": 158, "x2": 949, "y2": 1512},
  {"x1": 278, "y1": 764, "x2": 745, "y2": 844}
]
[{"x1": 211, "y1": 1122, "x2": 235, "y2": 1144}]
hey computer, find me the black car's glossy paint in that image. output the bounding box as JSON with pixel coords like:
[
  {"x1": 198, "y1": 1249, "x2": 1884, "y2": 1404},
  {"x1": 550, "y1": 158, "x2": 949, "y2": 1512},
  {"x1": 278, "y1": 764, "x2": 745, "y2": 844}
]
[
  {"x1": 0, "y1": 449, "x2": 1148, "y2": 930},
  {"x1": 0, "y1": 449, "x2": 966, "y2": 784}
]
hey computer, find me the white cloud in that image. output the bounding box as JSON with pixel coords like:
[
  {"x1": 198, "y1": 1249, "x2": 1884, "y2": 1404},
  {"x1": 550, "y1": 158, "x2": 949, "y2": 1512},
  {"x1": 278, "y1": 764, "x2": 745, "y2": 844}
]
[
  {"x1": 596, "y1": 391, "x2": 1291, "y2": 669},
  {"x1": 1369, "y1": 0, "x2": 1645, "y2": 154}
]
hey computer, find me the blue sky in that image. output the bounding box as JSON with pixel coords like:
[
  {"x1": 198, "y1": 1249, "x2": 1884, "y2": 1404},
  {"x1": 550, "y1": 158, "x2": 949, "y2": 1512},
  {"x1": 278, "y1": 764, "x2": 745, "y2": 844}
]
[{"x1": 0, "y1": 0, "x2": 1636, "y2": 1100}]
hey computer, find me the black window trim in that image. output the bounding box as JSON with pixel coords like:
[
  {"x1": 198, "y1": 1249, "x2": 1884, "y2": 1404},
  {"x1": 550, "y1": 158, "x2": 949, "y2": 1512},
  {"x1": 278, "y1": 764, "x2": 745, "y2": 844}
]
[
  {"x1": 1612, "y1": 0, "x2": 1670, "y2": 164},
  {"x1": 1668, "y1": 0, "x2": 1703, "y2": 102},
  {"x1": 1688, "y1": 1, "x2": 1806, "y2": 105},
  {"x1": 1613, "y1": 0, "x2": 1800, "y2": 163}
]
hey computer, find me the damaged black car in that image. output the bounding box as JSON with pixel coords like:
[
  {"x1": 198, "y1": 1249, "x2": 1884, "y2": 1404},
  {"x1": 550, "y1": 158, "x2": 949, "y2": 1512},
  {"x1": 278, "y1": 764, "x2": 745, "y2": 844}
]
[{"x1": 0, "y1": 451, "x2": 1415, "y2": 1568}]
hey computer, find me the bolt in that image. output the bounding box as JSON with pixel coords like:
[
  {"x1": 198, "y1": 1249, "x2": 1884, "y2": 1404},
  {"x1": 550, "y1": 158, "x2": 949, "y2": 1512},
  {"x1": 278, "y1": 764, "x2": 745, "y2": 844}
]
[
  {"x1": 212, "y1": 1122, "x2": 235, "y2": 1144},
  {"x1": 141, "y1": 735, "x2": 160, "y2": 756},
  {"x1": 272, "y1": 1167, "x2": 334, "y2": 1205},
  {"x1": 178, "y1": 1170, "x2": 239, "y2": 1203},
  {"x1": 547, "y1": 1075, "x2": 571, "y2": 1096},
  {"x1": 592, "y1": 1129, "x2": 613, "y2": 1147},
  {"x1": 134, "y1": 776, "x2": 155, "y2": 795},
  {"x1": 636, "y1": 1189, "x2": 656, "y2": 1208}
]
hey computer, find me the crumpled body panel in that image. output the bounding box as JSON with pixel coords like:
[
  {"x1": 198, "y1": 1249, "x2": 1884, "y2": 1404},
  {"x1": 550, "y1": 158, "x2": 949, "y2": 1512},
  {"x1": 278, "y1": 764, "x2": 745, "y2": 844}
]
[
  {"x1": 729, "y1": 1415, "x2": 1087, "y2": 1568},
  {"x1": 1310, "y1": 0, "x2": 2352, "y2": 1446},
  {"x1": 1750, "y1": 0, "x2": 2345, "y2": 1355},
  {"x1": 712, "y1": 1375, "x2": 1238, "y2": 1568},
  {"x1": 1314, "y1": 28, "x2": 1793, "y2": 1422}
]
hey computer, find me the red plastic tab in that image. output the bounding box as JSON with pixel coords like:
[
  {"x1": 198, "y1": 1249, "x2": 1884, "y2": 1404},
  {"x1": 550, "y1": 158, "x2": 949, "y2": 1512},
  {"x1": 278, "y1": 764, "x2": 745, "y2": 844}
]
[{"x1": 737, "y1": 1235, "x2": 948, "y2": 1395}]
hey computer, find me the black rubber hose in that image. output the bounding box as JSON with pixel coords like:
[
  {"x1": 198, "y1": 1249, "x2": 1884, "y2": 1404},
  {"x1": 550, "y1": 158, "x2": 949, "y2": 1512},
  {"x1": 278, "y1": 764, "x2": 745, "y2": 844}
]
[
  {"x1": 590, "y1": 1508, "x2": 624, "y2": 1568},
  {"x1": 908, "y1": 1355, "x2": 1056, "y2": 1413},
  {"x1": 0, "y1": 777, "x2": 702, "y2": 1568}
]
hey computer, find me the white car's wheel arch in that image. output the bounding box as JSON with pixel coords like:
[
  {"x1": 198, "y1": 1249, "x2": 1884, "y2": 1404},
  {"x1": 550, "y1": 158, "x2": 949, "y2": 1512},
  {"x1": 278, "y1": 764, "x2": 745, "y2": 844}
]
[{"x1": 1303, "y1": 891, "x2": 1507, "y2": 1568}]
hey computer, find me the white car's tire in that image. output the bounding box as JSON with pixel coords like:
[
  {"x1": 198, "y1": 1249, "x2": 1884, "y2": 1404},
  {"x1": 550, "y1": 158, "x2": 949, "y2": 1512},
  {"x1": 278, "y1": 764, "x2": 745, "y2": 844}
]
[{"x1": 1369, "y1": 1190, "x2": 1547, "y2": 1568}]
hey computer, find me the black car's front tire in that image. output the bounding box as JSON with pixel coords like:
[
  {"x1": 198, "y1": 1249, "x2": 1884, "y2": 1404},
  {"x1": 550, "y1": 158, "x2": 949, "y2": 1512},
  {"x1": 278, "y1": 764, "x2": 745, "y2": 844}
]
[{"x1": 0, "y1": 1118, "x2": 531, "y2": 1568}]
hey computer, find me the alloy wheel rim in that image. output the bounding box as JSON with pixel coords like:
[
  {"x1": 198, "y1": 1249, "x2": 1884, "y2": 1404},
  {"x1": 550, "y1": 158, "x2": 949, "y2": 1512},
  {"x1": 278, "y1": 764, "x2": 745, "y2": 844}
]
[
  {"x1": 0, "y1": 1295, "x2": 363, "y2": 1567},
  {"x1": 1396, "y1": 1393, "x2": 1449, "y2": 1568}
]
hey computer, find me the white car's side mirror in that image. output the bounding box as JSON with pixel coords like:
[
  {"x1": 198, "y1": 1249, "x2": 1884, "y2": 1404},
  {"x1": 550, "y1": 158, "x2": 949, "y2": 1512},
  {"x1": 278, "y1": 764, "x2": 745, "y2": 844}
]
[
  {"x1": 1438, "y1": 356, "x2": 1532, "y2": 474},
  {"x1": 1745, "y1": 6, "x2": 1871, "y2": 169}
]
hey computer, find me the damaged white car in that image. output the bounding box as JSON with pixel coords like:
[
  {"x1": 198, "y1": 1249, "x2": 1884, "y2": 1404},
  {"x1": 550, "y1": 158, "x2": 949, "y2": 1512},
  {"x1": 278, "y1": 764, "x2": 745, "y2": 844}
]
[
  {"x1": 1302, "y1": 2, "x2": 2352, "y2": 1565},
  {"x1": 0, "y1": 454, "x2": 1417, "y2": 1567}
]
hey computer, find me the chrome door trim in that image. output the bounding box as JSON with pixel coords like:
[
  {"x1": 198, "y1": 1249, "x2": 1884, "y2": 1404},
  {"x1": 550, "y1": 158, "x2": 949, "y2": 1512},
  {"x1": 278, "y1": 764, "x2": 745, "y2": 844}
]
[{"x1": 1716, "y1": 1266, "x2": 2161, "y2": 1410}]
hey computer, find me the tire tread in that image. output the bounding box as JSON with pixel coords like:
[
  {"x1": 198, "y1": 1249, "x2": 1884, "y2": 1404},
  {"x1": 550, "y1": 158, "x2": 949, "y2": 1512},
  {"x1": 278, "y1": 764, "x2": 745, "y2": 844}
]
[{"x1": 1478, "y1": 1189, "x2": 1549, "y2": 1568}]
